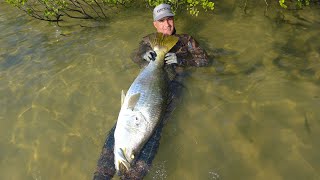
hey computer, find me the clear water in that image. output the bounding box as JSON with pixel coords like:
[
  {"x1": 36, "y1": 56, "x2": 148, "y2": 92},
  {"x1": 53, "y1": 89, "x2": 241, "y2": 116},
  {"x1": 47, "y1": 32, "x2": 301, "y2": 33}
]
[{"x1": 1, "y1": 1, "x2": 320, "y2": 180}]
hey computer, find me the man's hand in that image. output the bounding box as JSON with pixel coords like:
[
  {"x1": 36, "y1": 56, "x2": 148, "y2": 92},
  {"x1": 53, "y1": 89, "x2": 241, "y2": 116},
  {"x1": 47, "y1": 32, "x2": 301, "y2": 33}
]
[
  {"x1": 142, "y1": 50, "x2": 157, "y2": 62},
  {"x1": 165, "y1": 53, "x2": 178, "y2": 65}
]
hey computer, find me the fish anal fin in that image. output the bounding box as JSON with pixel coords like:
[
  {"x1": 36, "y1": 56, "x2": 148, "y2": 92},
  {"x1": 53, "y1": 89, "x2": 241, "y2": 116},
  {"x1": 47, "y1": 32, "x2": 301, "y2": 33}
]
[{"x1": 121, "y1": 90, "x2": 126, "y2": 106}]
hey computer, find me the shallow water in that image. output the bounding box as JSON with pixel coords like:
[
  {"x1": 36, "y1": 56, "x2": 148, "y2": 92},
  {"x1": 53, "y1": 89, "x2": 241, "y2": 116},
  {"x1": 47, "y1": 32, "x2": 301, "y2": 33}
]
[{"x1": 1, "y1": 1, "x2": 320, "y2": 180}]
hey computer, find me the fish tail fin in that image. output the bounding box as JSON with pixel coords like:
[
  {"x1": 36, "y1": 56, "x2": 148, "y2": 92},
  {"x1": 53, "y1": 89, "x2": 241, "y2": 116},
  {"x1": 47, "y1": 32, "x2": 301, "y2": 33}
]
[{"x1": 149, "y1": 33, "x2": 179, "y2": 54}]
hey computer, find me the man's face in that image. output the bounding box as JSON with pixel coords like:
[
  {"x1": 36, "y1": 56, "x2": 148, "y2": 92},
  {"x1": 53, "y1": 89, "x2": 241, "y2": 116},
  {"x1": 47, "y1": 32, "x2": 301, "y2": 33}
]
[{"x1": 153, "y1": 16, "x2": 175, "y2": 35}]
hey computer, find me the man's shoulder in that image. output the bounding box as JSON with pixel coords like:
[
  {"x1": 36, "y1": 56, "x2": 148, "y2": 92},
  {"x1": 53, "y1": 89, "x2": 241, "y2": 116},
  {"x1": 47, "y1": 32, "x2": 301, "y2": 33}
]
[
  {"x1": 174, "y1": 33, "x2": 194, "y2": 41},
  {"x1": 173, "y1": 33, "x2": 194, "y2": 44},
  {"x1": 174, "y1": 33, "x2": 192, "y2": 37}
]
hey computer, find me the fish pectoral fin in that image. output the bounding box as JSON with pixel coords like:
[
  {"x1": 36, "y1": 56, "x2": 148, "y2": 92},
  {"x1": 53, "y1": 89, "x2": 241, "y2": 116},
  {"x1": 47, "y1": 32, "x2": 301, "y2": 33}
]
[
  {"x1": 121, "y1": 90, "x2": 126, "y2": 106},
  {"x1": 127, "y1": 93, "x2": 140, "y2": 110}
]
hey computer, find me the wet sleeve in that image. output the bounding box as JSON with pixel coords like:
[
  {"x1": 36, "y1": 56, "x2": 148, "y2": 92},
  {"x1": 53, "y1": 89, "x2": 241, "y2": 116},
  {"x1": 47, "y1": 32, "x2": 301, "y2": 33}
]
[
  {"x1": 130, "y1": 39, "x2": 153, "y2": 68},
  {"x1": 179, "y1": 36, "x2": 209, "y2": 67}
]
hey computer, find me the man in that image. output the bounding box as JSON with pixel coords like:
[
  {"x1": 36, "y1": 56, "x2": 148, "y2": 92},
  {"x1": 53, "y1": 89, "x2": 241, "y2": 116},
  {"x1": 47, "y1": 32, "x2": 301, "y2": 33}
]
[
  {"x1": 94, "y1": 4, "x2": 209, "y2": 180},
  {"x1": 132, "y1": 3, "x2": 209, "y2": 68}
]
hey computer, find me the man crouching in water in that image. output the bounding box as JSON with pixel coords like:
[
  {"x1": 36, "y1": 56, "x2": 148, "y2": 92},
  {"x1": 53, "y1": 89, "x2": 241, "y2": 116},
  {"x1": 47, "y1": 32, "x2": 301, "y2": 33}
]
[{"x1": 93, "y1": 3, "x2": 209, "y2": 180}]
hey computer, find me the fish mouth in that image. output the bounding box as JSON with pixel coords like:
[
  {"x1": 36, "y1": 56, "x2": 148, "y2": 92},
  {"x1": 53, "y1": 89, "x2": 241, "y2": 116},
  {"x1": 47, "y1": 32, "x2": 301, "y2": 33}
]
[{"x1": 115, "y1": 148, "x2": 131, "y2": 175}]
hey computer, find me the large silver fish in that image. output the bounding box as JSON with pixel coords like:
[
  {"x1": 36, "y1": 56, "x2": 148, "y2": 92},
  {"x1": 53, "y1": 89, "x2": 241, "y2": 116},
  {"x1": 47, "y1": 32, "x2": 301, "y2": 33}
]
[{"x1": 114, "y1": 33, "x2": 178, "y2": 173}]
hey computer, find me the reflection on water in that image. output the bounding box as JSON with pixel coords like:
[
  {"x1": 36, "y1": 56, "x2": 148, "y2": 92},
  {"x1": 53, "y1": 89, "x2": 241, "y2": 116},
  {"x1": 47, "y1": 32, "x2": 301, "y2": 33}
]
[{"x1": 1, "y1": 1, "x2": 320, "y2": 180}]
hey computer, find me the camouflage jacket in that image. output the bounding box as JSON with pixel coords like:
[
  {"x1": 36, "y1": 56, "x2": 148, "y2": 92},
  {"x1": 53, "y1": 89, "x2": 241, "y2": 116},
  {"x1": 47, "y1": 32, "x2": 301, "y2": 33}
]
[{"x1": 131, "y1": 33, "x2": 209, "y2": 68}]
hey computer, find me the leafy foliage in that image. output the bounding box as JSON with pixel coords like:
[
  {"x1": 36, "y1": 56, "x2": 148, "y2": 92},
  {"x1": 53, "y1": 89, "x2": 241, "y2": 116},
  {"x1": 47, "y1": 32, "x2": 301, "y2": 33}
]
[
  {"x1": 146, "y1": 0, "x2": 214, "y2": 16},
  {"x1": 5, "y1": 0, "x2": 133, "y2": 21},
  {"x1": 279, "y1": 0, "x2": 311, "y2": 9},
  {"x1": 5, "y1": 0, "x2": 314, "y2": 22},
  {"x1": 5, "y1": 0, "x2": 215, "y2": 22}
]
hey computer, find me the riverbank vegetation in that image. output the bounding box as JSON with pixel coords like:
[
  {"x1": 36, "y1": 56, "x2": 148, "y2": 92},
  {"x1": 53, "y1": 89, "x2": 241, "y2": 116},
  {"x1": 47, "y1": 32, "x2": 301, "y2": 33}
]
[{"x1": 5, "y1": 0, "x2": 317, "y2": 22}]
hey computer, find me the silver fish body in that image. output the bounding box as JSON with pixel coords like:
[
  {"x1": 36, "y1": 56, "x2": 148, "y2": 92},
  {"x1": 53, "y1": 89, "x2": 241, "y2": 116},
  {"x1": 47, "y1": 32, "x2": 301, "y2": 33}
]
[
  {"x1": 113, "y1": 34, "x2": 178, "y2": 173},
  {"x1": 114, "y1": 50, "x2": 169, "y2": 173}
]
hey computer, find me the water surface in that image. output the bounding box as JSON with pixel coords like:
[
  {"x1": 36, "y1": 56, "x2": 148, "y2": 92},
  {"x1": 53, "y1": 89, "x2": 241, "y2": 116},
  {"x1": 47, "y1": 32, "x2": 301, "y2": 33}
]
[{"x1": 1, "y1": 1, "x2": 320, "y2": 180}]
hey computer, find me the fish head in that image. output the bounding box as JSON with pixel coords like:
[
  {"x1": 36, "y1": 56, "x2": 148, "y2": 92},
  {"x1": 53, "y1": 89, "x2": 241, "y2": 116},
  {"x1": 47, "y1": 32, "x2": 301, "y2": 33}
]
[{"x1": 114, "y1": 110, "x2": 147, "y2": 174}]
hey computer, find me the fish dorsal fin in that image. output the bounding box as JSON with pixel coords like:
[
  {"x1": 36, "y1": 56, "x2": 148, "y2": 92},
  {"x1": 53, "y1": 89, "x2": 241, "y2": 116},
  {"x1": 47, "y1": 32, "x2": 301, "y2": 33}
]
[
  {"x1": 127, "y1": 93, "x2": 140, "y2": 110},
  {"x1": 149, "y1": 33, "x2": 179, "y2": 54},
  {"x1": 121, "y1": 90, "x2": 126, "y2": 106}
]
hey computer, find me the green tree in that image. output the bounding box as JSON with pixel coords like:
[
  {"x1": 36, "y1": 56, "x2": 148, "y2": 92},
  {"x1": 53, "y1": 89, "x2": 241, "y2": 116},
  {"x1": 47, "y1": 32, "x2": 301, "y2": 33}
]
[
  {"x1": 5, "y1": 0, "x2": 314, "y2": 22},
  {"x1": 279, "y1": 0, "x2": 310, "y2": 8},
  {"x1": 5, "y1": 0, "x2": 132, "y2": 22},
  {"x1": 5, "y1": 0, "x2": 214, "y2": 22}
]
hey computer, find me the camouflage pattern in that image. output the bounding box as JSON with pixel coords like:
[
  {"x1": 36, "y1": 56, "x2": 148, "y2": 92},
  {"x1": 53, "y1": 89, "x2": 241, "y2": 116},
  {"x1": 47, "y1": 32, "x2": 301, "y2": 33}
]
[{"x1": 93, "y1": 32, "x2": 209, "y2": 180}]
